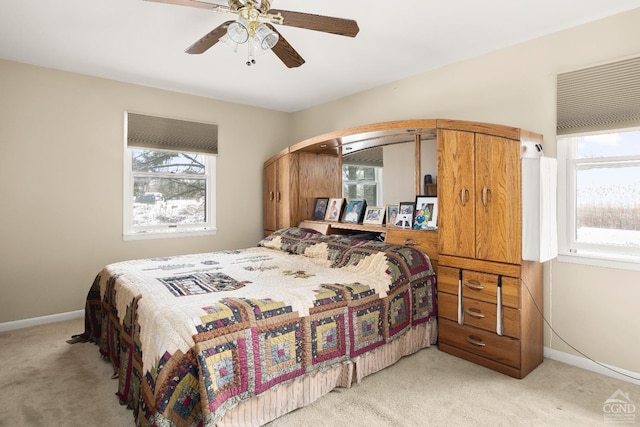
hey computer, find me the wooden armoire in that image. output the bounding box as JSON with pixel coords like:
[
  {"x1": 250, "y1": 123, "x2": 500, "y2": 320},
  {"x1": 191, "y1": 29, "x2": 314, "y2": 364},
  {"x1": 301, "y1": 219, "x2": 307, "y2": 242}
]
[
  {"x1": 263, "y1": 119, "x2": 556, "y2": 379},
  {"x1": 263, "y1": 148, "x2": 341, "y2": 237}
]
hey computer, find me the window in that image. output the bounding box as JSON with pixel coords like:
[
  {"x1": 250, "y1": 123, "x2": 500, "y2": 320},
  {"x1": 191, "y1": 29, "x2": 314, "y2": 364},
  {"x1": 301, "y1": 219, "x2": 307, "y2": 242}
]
[
  {"x1": 556, "y1": 56, "x2": 640, "y2": 270},
  {"x1": 124, "y1": 149, "x2": 216, "y2": 239},
  {"x1": 342, "y1": 164, "x2": 382, "y2": 207},
  {"x1": 124, "y1": 112, "x2": 217, "y2": 240},
  {"x1": 557, "y1": 129, "x2": 640, "y2": 270}
]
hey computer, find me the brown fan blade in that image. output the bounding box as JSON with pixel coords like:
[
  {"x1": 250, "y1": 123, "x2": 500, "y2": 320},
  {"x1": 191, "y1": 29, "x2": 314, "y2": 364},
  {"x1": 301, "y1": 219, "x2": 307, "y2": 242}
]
[
  {"x1": 268, "y1": 9, "x2": 359, "y2": 37},
  {"x1": 144, "y1": 0, "x2": 231, "y2": 13},
  {"x1": 185, "y1": 21, "x2": 233, "y2": 54},
  {"x1": 266, "y1": 24, "x2": 305, "y2": 68}
]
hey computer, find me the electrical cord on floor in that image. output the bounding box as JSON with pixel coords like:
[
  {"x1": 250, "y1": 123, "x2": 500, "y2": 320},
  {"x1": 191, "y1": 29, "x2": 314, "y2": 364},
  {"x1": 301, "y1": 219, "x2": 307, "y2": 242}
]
[{"x1": 519, "y1": 276, "x2": 640, "y2": 382}]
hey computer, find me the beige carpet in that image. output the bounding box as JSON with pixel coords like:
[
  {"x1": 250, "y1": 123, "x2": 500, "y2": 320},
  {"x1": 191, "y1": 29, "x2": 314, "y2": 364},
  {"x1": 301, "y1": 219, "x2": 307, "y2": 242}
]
[{"x1": 0, "y1": 318, "x2": 638, "y2": 427}]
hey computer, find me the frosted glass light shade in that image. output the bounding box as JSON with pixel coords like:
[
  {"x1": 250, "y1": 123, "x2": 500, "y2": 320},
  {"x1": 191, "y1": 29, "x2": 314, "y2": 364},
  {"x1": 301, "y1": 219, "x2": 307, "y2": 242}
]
[
  {"x1": 255, "y1": 24, "x2": 279, "y2": 50},
  {"x1": 227, "y1": 19, "x2": 249, "y2": 44}
]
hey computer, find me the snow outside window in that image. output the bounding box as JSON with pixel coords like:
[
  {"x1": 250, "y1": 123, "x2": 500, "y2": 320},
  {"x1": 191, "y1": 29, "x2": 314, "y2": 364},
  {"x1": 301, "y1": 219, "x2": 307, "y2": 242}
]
[{"x1": 557, "y1": 129, "x2": 640, "y2": 270}]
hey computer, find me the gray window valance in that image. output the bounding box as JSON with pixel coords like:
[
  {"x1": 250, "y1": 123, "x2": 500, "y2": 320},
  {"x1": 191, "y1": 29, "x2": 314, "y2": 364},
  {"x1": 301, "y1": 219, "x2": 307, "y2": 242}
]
[
  {"x1": 557, "y1": 56, "x2": 640, "y2": 135},
  {"x1": 126, "y1": 112, "x2": 218, "y2": 154}
]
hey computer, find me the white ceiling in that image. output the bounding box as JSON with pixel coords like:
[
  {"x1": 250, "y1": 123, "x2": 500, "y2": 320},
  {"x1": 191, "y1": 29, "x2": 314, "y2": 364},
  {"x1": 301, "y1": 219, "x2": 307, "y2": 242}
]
[{"x1": 2, "y1": 0, "x2": 640, "y2": 112}]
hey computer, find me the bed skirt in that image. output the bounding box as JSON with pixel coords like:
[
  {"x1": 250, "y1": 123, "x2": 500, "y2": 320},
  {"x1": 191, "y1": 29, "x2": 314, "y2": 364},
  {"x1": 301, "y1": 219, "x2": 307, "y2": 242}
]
[{"x1": 218, "y1": 318, "x2": 438, "y2": 427}]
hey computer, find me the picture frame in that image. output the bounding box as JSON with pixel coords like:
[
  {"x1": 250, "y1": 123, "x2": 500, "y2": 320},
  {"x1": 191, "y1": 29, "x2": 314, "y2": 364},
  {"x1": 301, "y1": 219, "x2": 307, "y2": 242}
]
[
  {"x1": 386, "y1": 205, "x2": 400, "y2": 228},
  {"x1": 341, "y1": 199, "x2": 367, "y2": 224},
  {"x1": 324, "y1": 198, "x2": 345, "y2": 222},
  {"x1": 362, "y1": 206, "x2": 385, "y2": 225},
  {"x1": 396, "y1": 201, "x2": 415, "y2": 228},
  {"x1": 413, "y1": 195, "x2": 438, "y2": 229},
  {"x1": 313, "y1": 197, "x2": 329, "y2": 220}
]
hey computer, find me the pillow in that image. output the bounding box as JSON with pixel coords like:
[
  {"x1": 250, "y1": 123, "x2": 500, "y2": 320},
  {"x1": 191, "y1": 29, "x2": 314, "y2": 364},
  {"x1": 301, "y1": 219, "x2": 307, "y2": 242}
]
[{"x1": 258, "y1": 227, "x2": 323, "y2": 252}]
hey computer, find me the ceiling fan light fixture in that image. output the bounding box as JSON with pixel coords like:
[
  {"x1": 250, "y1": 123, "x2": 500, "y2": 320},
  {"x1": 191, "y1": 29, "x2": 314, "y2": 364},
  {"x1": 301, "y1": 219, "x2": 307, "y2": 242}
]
[
  {"x1": 227, "y1": 18, "x2": 249, "y2": 44},
  {"x1": 219, "y1": 34, "x2": 240, "y2": 52},
  {"x1": 254, "y1": 23, "x2": 279, "y2": 50}
]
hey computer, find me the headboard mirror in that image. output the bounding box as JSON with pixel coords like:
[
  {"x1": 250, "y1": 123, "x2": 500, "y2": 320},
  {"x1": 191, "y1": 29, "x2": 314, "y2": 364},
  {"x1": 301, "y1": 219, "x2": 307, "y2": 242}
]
[
  {"x1": 341, "y1": 130, "x2": 437, "y2": 206},
  {"x1": 289, "y1": 119, "x2": 440, "y2": 210}
]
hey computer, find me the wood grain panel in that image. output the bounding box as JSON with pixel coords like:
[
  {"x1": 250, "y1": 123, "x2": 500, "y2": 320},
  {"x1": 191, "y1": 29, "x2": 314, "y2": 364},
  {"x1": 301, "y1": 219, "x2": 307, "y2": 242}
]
[
  {"x1": 461, "y1": 270, "x2": 520, "y2": 309},
  {"x1": 519, "y1": 261, "x2": 544, "y2": 377},
  {"x1": 278, "y1": 154, "x2": 294, "y2": 228},
  {"x1": 296, "y1": 153, "x2": 340, "y2": 224},
  {"x1": 438, "y1": 342, "x2": 525, "y2": 379},
  {"x1": 385, "y1": 228, "x2": 438, "y2": 261},
  {"x1": 474, "y1": 134, "x2": 522, "y2": 264},
  {"x1": 263, "y1": 161, "x2": 278, "y2": 233},
  {"x1": 436, "y1": 119, "x2": 521, "y2": 140},
  {"x1": 439, "y1": 319, "x2": 521, "y2": 369},
  {"x1": 438, "y1": 255, "x2": 521, "y2": 277},
  {"x1": 438, "y1": 292, "x2": 520, "y2": 339},
  {"x1": 437, "y1": 265, "x2": 460, "y2": 295},
  {"x1": 437, "y1": 129, "x2": 475, "y2": 258}
]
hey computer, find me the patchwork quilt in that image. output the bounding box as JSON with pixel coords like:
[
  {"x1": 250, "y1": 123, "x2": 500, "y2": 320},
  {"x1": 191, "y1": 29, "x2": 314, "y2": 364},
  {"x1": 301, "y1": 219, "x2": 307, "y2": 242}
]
[{"x1": 80, "y1": 227, "x2": 436, "y2": 426}]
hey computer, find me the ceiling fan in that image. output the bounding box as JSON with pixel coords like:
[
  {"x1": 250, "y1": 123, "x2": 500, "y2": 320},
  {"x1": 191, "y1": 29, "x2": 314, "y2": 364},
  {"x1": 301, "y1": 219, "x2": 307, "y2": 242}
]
[{"x1": 144, "y1": 0, "x2": 360, "y2": 68}]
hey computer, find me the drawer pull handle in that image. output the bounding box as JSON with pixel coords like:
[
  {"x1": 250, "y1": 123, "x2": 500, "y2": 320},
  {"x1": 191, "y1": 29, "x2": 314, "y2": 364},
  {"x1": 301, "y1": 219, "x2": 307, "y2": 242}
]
[
  {"x1": 404, "y1": 239, "x2": 418, "y2": 247},
  {"x1": 463, "y1": 280, "x2": 484, "y2": 291},
  {"x1": 466, "y1": 335, "x2": 486, "y2": 347},
  {"x1": 464, "y1": 308, "x2": 485, "y2": 319}
]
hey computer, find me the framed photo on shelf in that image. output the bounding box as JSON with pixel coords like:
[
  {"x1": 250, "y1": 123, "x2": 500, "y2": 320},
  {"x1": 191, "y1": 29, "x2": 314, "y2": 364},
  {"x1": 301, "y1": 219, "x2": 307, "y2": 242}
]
[
  {"x1": 363, "y1": 206, "x2": 385, "y2": 225},
  {"x1": 324, "y1": 198, "x2": 345, "y2": 222},
  {"x1": 386, "y1": 205, "x2": 400, "y2": 228},
  {"x1": 341, "y1": 199, "x2": 367, "y2": 224},
  {"x1": 413, "y1": 195, "x2": 438, "y2": 229},
  {"x1": 313, "y1": 197, "x2": 329, "y2": 220},
  {"x1": 396, "y1": 201, "x2": 415, "y2": 228}
]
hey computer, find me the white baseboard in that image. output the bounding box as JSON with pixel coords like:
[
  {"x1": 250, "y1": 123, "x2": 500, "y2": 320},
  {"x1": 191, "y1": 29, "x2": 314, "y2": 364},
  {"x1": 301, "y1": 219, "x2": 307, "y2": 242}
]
[
  {"x1": 545, "y1": 347, "x2": 640, "y2": 385},
  {"x1": 0, "y1": 310, "x2": 84, "y2": 333}
]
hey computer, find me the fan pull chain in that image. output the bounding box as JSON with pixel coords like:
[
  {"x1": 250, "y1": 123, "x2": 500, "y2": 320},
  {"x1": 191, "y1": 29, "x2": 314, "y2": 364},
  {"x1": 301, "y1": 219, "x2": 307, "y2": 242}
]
[{"x1": 246, "y1": 38, "x2": 256, "y2": 66}]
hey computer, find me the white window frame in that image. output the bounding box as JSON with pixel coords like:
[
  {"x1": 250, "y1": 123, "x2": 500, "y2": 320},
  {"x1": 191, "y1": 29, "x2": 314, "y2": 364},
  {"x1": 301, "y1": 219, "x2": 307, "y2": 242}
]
[
  {"x1": 557, "y1": 130, "x2": 640, "y2": 271},
  {"x1": 342, "y1": 164, "x2": 383, "y2": 206},
  {"x1": 123, "y1": 147, "x2": 217, "y2": 240}
]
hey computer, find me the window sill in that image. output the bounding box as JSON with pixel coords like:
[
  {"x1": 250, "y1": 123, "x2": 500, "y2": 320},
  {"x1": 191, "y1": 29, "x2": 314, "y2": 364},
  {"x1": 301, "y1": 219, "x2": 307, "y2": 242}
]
[
  {"x1": 123, "y1": 227, "x2": 217, "y2": 241},
  {"x1": 557, "y1": 252, "x2": 640, "y2": 272}
]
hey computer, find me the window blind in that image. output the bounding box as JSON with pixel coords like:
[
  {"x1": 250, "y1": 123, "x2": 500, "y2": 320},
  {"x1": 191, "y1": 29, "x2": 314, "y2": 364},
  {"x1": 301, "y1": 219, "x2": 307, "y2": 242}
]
[
  {"x1": 126, "y1": 112, "x2": 218, "y2": 154},
  {"x1": 557, "y1": 56, "x2": 640, "y2": 135},
  {"x1": 342, "y1": 146, "x2": 383, "y2": 167}
]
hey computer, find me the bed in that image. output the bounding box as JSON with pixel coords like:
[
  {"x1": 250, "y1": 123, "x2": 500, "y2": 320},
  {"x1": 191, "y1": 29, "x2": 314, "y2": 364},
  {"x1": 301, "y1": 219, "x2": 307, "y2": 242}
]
[{"x1": 77, "y1": 227, "x2": 438, "y2": 426}]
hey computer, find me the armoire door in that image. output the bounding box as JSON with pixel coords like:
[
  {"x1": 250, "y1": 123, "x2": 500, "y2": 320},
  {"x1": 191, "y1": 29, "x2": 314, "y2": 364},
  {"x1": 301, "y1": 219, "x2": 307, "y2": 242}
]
[
  {"x1": 275, "y1": 154, "x2": 293, "y2": 229},
  {"x1": 437, "y1": 129, "x2": 476, "y2": 259},
  {"x1": 474, "y1": 134, "x2": 522, "y2": 264},
  {"x1": 263, "y1": 160, "x2": 278, "y2": 234}
]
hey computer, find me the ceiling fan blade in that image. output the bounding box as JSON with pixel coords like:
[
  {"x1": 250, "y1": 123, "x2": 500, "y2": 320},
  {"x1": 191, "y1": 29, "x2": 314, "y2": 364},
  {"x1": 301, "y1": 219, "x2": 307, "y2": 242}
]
[
  {"x1": 185, "y1": 21, "x2": 233, "y2": 54},
  {"x1": 266, "y1": 24, "x2": 305, "y2": 68},
  {"x1": 268, "y1": 9, "x2": 359, "y2": 37},
  {"x1": 144, "y1": 0, "x2": 231, "y2": 13}
]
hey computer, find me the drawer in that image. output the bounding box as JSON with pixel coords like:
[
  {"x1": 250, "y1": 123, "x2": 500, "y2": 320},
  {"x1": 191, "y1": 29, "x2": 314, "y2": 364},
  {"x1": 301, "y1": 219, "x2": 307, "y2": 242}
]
[
  {"x1": 439, "y1": 318, "x2": 521, "y2": 369},
  {"x1": 438, "y1": 293, "x2": 520, "y2": 338},
  {"x1": 437, "y1": 291, "x2": 459, "y2": 322},
  {"x1": 385, "y1": 229, "x2": 438, "y2": 261},
  {"x1": 437, "y1": 265, "x2": 459, "y2": 295},
  {"x1": 438, "y1": 266, "x2": 520, "y2": 309},
  {"x1": 462, "y1": 270, "x2": 520, "y2": 309}
]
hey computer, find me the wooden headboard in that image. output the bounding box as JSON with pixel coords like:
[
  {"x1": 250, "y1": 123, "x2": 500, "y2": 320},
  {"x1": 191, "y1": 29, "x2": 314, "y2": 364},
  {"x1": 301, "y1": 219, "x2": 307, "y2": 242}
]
[{"x1": 298, "y1": 220, "x2": 331, "y2": 235}]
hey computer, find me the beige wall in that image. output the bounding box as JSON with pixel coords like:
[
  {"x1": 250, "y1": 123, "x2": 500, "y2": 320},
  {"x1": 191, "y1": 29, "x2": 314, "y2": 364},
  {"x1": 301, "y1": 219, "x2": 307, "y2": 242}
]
[
  {"x1": 0, "y1": 60, "x2": 291, "y2": 323},
  {"x1": 291, "y1": 9, "x2": 640, "y2": 374}
]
